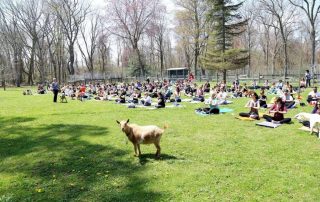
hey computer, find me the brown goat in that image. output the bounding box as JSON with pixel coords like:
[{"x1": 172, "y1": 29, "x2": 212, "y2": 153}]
[{"x1": 116, "y1": 119, "x2": 167, "y2": 158}]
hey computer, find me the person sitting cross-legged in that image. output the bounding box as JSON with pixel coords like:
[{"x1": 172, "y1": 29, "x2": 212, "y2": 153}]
[
  {"x1": 155, "y1": 92, "x2": 165, "y2": 108},
  {"x1": 263, "y1": 97, "x2": 291, "y2": 124},
  {"x1": 141, "y1": 92, "x2": 152, "y2": 106},
  {"x1": 239, "y1": 92, "x2": 260, "y2": 120},
  {"x1": 307, "y1": 87, "x2": 320, "y2": 104},
  {"x1": 282, "y1": 89, "x2": 295, "y2": 109}
]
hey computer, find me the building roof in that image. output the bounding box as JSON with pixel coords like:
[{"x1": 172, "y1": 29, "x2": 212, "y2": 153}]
[{"x1": 166, "y1": 67, "x2": 188, "y2": 71}]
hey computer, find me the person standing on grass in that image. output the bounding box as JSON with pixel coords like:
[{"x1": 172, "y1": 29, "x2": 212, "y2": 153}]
[
  {"x1": 305, "y1": 70, "x2": 311, "y2": 87},
  {"x1": 52, "y1": 78, "x2": 59, "y2": 103}
]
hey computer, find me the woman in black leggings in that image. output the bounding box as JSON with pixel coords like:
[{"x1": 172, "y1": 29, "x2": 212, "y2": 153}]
[{"x1": 263, "y1": 97, "x2": 291, "y2": 124}]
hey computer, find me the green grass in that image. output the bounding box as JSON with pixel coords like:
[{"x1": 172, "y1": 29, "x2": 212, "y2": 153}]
[{"x1": 1, "y1": 88, "x2": 320, "y2": 201}]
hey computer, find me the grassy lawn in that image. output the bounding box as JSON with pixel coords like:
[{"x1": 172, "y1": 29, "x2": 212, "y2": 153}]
[{"x1": 1, "y1": 87, "x2": 320, "y2": 201}]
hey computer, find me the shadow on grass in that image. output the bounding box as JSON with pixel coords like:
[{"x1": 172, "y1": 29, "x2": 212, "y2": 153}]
[
  {"x1": 139, "y1": 153, "x2": 180, "y2": 165},
  {"x1": 0, "y1": 116, "x2": 163, "y2": 201}
]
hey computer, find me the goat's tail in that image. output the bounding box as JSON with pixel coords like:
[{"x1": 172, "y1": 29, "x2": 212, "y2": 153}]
[{"x1": 163, "y1": 124, "x2": 169, "y2": 130}]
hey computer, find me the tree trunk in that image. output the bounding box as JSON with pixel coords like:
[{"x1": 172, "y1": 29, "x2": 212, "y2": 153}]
[
  {"x1": 248, "y1": 44, "x2": 251, "y2": 77},
  {"x1": 194, "y1": 47, "x2": 199, "y2": 79},
  {"x1": 49, "y1": 49, "x2": 58, "y2": 80},
  {"x1": 223, "y1": 69, "x2": 227, "y2": 83},
  {"x1": 201, "y1": 68, "x2": 206, "y2": 76},
  {"x1": 14, "y1": 50, "x2": 22, "y2": 87},
  {"x1": 311, "y1": 26, "x2": 316, "y2": 85},
  {"x1": 1, "y1": 68, "x2": 5, "y2": 91},
  {"x1": 39, "y1": 57, "x2": 45, "y2": 83},
  {"x1": 160, "y1": 44, "x2": 164, "y2": 78},
  {"x1": 68, "y1": 44, "x2": 75, "y2": 75},
  {"x1": 283, "y1": 42, "x2": 289, "y2": 80},
  {"x1": 272, "y1": 56, "x2": 276, "y2": 76},
  {"x1": 185, "y1": 49, "x2": 191, "y2": 72},
  {"x1": 28, "y1": 39, "x2": 36, "y2": 85},
  {"x1": 135, "y1": 47, "x2": 145, "y2": 77}
]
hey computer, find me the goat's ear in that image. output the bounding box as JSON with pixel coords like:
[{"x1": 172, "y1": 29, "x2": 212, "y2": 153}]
[
  {"x1": 116, "y1": 120, "x2": 120, "y2": 124},
  {"x1": 126, "y1": 119, "x2": 130, "y2": 124}
]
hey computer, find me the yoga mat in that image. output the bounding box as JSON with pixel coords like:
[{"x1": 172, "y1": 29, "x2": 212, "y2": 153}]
[
  {"x1": 256, "y1": 121, "x2": 281, "y2": 128},
  {"x1": 220, "y1": 108, "x2": 233, "y2": 113},
  {"x1": 235, "y1": 116, "x2": 255, "y2": 121},
  {"x1": 181, "y1": 99, "x2": 192, "y2": 102},
  {"x1": 195, "y1": 108, "x2": 233, "y2": 116}
]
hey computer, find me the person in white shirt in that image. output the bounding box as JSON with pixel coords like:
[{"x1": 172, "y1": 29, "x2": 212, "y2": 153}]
[
  {"x1": 282, "y1": 89, "x2": 295, "y2": 108},
  {"x1": 276, "y1": 80, "x2": 283, "y2": 90},
  {"x1": 239, "y1": 92, "x2": 260, "y2": 120},
  {"x1": 141, "y1": 92, "x2": 152, "y2": 106},
  {"x1": 307, "y1": 87, "x2": 320, "y2": 104}
]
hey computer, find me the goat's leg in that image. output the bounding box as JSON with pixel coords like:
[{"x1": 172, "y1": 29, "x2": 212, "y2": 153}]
[
  {"x1": 154, "y1": 142, "x2": 161, "y2": 158},
  {"x1": 137, "y1": 144, "x2": 141, "y2": 156},
  {"x1": 310, "y1": 124, "x2": 314, "y2": 135},
  {"x1": 133, "y1": 144, "x2": 138, "y2": 157}
]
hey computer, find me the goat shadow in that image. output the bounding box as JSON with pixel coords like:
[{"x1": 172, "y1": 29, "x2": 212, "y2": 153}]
[{"x1": 138, "y1": 153, "x2": 180, "y2": 165}]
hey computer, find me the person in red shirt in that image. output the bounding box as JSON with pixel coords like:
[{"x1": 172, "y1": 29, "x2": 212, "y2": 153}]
[
  {"x1": 188, "y1": 72, "x2": 194, "y2": 82},
  {"x1": 78, "y1": 83, "x2": 86, "y2": 100},
  {"x1": 263, "y1": 97, "x2": 291, "y2": 124}
]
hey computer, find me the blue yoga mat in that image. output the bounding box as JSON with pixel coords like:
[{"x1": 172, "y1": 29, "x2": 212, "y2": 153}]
[
  {"x1": 220, "y1": 108, "x2": 234, "y2": 113},
  {"x1": 195, "y1": 108, "x2": 233, "y2": 116}
]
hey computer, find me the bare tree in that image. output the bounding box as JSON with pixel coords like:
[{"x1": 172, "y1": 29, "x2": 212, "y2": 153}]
[
  {"x1": 242, "y1": 1, "x2": 257, "y2": 76},
  {"x1": 12, "y1": 0, "x2": 45, "y2": 85},
  {"x1": 147, "y1": 4, "x2": 168, "y2": 78},
  {"x1": 107, "y1": 0, "x2": 159, "y2": 77},
  {"x1": 174, "y1": 11, "x2": 194, "y2": 71},
  {"x1": 97, "y1": 33, "x2": 110, "y2": 74},
  {"x1": 78, "y1": 14, "x2": 99, "y2": 78},
  {"x1": 50, "y1": 0, "x2": 89, "y2": 75},
  {"x1": 0, "y1": 3, "x2": 25, "y2": 87},
  {"x1": 259, "y1": 0, "x2": 298, "y2": 79},
  {"x1": 289, "y1": 0, "x2": 320, "y2": 78},
  {"x1": 176, "y1": 0, "x2": 208, "y2": 77}
]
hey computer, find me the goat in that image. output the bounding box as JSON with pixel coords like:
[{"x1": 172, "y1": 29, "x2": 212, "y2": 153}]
[
  {"x1": 295, "y1": 112, "x2": 320, "y2": 138},
  {"x1": 116, "y1": 119, "x2": 167, "y2": 158}
]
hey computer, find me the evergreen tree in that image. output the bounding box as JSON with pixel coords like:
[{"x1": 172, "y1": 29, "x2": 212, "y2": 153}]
[{"x1": 202, "y1": 0, "x2": 248, "y2": 82}]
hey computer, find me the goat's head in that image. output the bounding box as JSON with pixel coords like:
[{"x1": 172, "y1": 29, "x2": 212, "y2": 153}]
[
  {"x1": 116, "y1": 119, "x2": 130, "y2": 132},
  {"x1": 294, "y1": 113, "x2": 309, "y2": 122}
]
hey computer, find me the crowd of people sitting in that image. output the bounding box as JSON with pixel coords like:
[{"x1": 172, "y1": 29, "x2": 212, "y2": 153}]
[
  {"x1": 27, "y1": 76, "x2": 320, "y2": 128},
  {"x1": 56, "y1": 79, "x2": 238, "y2": 107}
]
